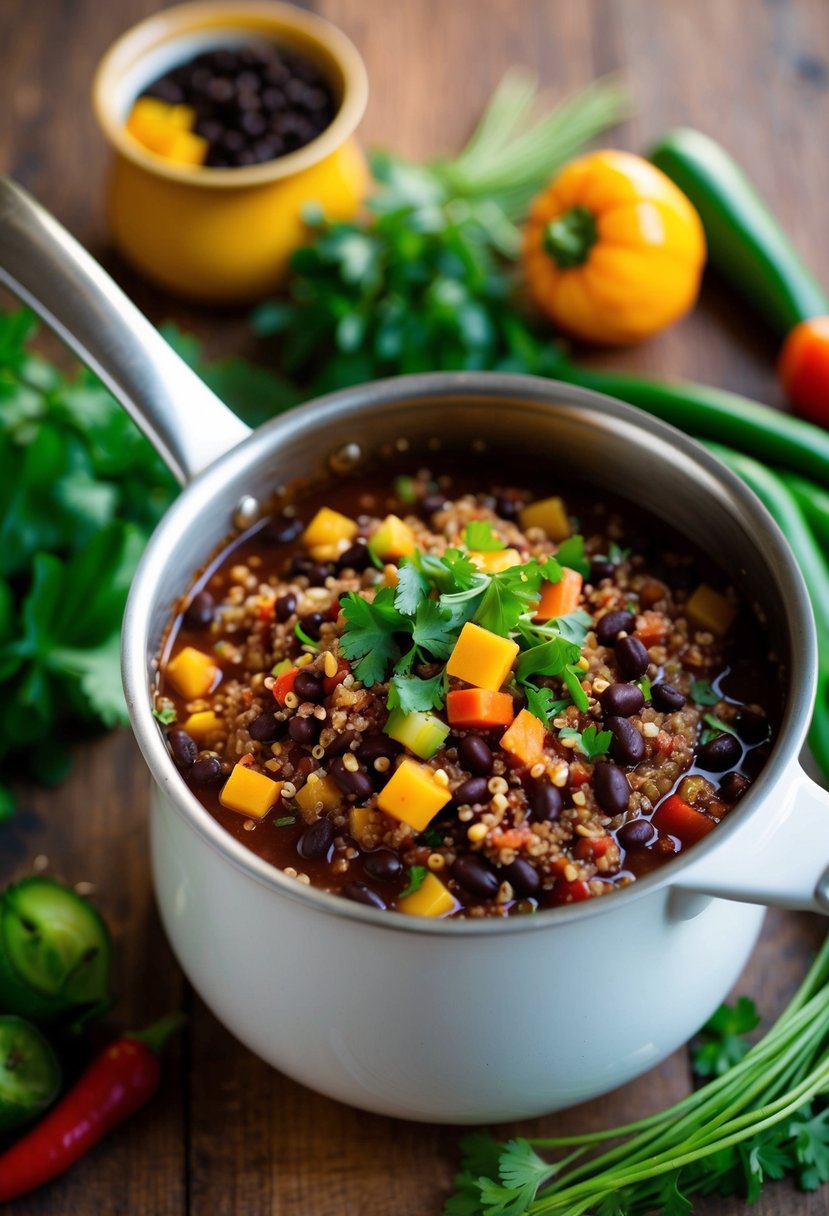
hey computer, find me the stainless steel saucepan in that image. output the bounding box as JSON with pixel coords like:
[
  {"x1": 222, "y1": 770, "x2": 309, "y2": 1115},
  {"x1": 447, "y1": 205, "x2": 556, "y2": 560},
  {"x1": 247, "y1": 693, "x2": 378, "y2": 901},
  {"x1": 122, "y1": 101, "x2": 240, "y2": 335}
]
[{"x1": 1, "y1": 176, "x2": 826, "y2": 1123}]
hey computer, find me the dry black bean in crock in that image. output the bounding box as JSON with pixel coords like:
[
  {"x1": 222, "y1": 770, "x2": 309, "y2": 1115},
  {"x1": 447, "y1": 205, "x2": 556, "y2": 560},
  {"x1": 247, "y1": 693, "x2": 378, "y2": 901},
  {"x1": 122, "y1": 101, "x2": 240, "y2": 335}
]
[
  {"x1": 593, "y1": 762, "x2": 631, "y2": 816},
  {"x1": 288, "y1": 716, "x2": 320, "y2": 745},
  {"x1": 275, "y1": 592, "x2": 297, "y2": 622},
  {"x1": 452, "y1": 855, "x2": 500, "y2": 899},
  {"x1": 248, "y1": 712, "x2": 282, "y2": 742},
  {"x1": 614, "y1": 635, "x2": 650, "y2": 679},
  {"x1": 599, "y1": 683, "x2": 644, "y2": 718},
  {"x1": 263, "y1": 514, "x2": 303, "y2": 545},
  {"x1": 169, "y1": 729, "x2": 198, "y2": 768},
  {"x1": 363, "y1": 849, "x2": 403, "y2": 883},
  {"x1": 296, "y1": 816, "x2": 335, "y2": 859},
  {"x1": 330, "y1": 756, "x2": 374, "y2": 801},
  {"x1": 530, "y1": 780, "x2": 563, "y2": 822},
  {"x1": 294, "y1": 669, "x2": 324, "y2": 702},
  {"x1": 502, "y1": 857, "x2": 541, "y2": 896},
  {"x1": 342, "y1": 882, "x2": 386, "y2": 910},
  {"x1": 458, "y1": 735, "x2": 493, "y2": 775},
  {"x1": 651, "y1": 682, "x2": 686, "y2": 712},
  {"x1": 183, "y1": 589, "x2": 214, "y2": 629},
  {"x1": 734, "y1": 708, "x2": 769, "y2": 744},
  {"x1": 607, "y1": 717, "x2": 646, "y2": 766},
  {"x1": 617, "y1": 818, "x2": 656, "y2": 848},
  {"x1": 719, "y1": 771, "x2": 751, "y2": 801},
  {"x1": 596, "y1": 610, "x2": 636, "y2": 646},
  {"x1": 696, "y1": 733, "x2": 742, "y2": 772},
  {"x1": 453, "y1": 776, "x2": 489, "y2": 805},
  {"x1": 191, "y1": 754, "x2": 223, "y2": 786}
]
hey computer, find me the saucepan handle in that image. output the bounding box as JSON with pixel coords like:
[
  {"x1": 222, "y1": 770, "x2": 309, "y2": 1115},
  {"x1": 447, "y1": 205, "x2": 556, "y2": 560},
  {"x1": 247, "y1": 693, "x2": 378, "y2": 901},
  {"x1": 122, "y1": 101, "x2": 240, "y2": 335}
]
[
  {"x1": 674, "y1": 764, "x2": 829, "y2": 914},
  {"x1": 0, "y1": 176, "x2": 251, "y2": 485}
]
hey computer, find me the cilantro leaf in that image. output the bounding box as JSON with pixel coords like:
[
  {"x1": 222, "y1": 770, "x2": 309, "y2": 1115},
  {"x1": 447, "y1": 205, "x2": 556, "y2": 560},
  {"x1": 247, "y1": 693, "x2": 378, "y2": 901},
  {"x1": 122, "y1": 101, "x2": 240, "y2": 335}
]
[
  {"x1": 547, "y1": 609, "x2": 594, "y2": 646},
  {"x1": 790, "y1": 1105, "x2": 829, "y2": 1190},
  {"x1": 497, "y1": 1139, "x2": 551, "y2": 1192},
  {"x1": 394, "y1": 558, "x2": 430, "y2": 616},
  {"x1": 690, "y1": 678, "x2": 720, "y2": 706},
  {"x1": 387, "y1": 670, "x2": 447, "y2": 713},
  {"x1": 516, "y1": 636, "x2": 580, "y2": 683},
  {"x1": 555, "y1": 535, "x2": 590, "y2": 578},
  {"x1": 475, "y1": 565, "x2": 541, "y2": 636},
  {"x1": 691, "y1": 996, "x2": 760, "y2": 1078},
  {"x1": 563, "y1": 664, "x2": 589, "y2": 712},
  {"x1": 522, "y1": 684, "x2": 567, "y2": 727},
  {"x1": 339, "y1": 589, "x2": 410, "y2": 685},
  {"x1": 558, "y1": 724, "x2": 613, "y2": 760},
  {"x1": 400, "y1": 865, "x2": 428, "y2": 897},
  {"x1": 411, "y1": 599, "x2": 455, "y2": 659},
  {"x1": 464, "y1": 520, "x2": 506, "y2": 551}
]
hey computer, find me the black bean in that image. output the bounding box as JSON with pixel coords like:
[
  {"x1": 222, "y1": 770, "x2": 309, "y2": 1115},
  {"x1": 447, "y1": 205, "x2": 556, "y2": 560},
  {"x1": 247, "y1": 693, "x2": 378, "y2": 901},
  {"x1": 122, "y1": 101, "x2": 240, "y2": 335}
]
[
  {"x1": 305, "y1": 565, "x2": 331, "y2": 588},
  {"x1": 183, "y1": 589, "x2": 214, "y2": 629},
  {"x1": 494, "y1": 493, "x2": 523, "y2": 521},
  {"x1": 453, "y1": 777, "x2": 489, "y2": 805},
  {"x1": 742, "y1": 748, "x2": 768, "y2": 780},
  {"x1": 357, "y1": 734, "x2": 401, "y2": 764},
  {"x1": 336, "y1": 541, "x2": 371, "y2": 572},
  {"x1": 607, "y1": 716, "x2": 645, "y2": 766},
  {"x1": 420, "y1": 493, "x2": 446, "y2": 516},
  {"x1": 324, "y1": 729, "x2": 358, "y2": 759},
  {"x1": 363, "y1": 849, "x2": 403, "y2": 883},
  {"x1": 596, "y1": 610, "x2": 636, "y2": 646},
  {"x1": 719, "y1": 771, "x2": 751, "y2": 801},
  {"x1": 614, "y1": 634, "x2": 650, "y2": 679},
  {"x1": 452, "y1": 855, "x2": 500, "y2": 899},
  {"x1": 169, "y1": 729, "x2": 198, "y2": 769},
  {"x1": 502, "y1": 858, "x2": 541, "y2": 897},
  {"x1": 299, "y1": 611, "x2": 325, "y2": 639},
  {"x1": 296, "y1": 816, "x2": 334, "y2": 859},
  {"x1": 458, "y1": 735, "x2": 493, "y2": 775},
  {"x1": 248, "y1": 712, "x2": 281, "y2": 742},
  {"x1": 696, "y1": 733, "x2": 742, "y2": 772},
  {"x1": 530, "y1": 780, "x2": 563, "y2": 823},
  {"x1": 275, "y1": 592, "x2": 297, "y2": 622},
  {"x1": 294, "y1": 669, "x2": 324, "y2": 703},
  {"x1": 287, "y1": 554, "x2": 315, "y2": 578},
  {"x1": 651, "y1": 682, "x2": 686, "y2": 713},
  {"x1": 330, "y1": 757, "x2": 374, "y2": 801},
  {"x1": 599, "y1": 683, "x2": 644, "y2": 718},
  {"x1": 589, "y1": 559, "x2": 616, "y2": 584},
  {"x1": 735, "y1": 709, "x2": 769, "y2": 744},
  {"x1": 593, "y1": 763, "x2": 631, "y2": 816},
  {"x1": 288, "y1": 715, "x2": 320, "y2": 745},
  {"x1": 617, "y1": 818, "x2": 656, "y2": 849},
  {"x1": 342, "y1": 882, "x2": 386, "y2": 910},
  {"x1": 190, "y1": 755, "x2": 222, "y2": 786}
]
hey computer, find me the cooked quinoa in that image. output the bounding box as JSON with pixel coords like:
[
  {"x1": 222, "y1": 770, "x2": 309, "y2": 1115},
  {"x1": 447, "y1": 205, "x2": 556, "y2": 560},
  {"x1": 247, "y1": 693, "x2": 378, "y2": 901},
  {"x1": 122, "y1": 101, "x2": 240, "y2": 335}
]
[{"x1": 156, "y1": 470, "x2": 778, "y2": 918}]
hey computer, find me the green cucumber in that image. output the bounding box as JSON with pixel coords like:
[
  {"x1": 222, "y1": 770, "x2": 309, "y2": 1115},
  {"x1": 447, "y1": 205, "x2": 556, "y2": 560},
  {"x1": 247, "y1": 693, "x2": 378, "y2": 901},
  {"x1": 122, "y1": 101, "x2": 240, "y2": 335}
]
[
  {"x1": 0, "y1": 1015, "x2": 60, "y2": 1132},
  {"x1": 385, "y1": 708, "x2": 450, "y2": 760}
]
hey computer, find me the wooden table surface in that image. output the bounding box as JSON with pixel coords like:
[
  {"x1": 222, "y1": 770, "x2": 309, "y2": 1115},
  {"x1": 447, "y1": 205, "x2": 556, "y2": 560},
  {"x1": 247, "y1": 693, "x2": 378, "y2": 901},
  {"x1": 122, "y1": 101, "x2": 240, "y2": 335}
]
[{"x1": 2, "y1": 1, "x2": 828, "y2": 1213}]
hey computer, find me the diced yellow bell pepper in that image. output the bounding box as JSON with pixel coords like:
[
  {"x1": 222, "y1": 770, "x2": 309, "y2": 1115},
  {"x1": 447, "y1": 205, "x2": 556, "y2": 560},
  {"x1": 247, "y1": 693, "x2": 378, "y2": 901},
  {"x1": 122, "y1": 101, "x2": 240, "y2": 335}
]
[
  {"x1": 685, "y1": 583, "x2": 737, "y2": 637},
  {"x1": 446, "y1": 622, "x2": 519, "y2": 693},
  {"x1": 296, "y1": 771, "x2": 342, "y2": 815},
  {"x1": 164, "y1": 128, "x2": 208, "y2": 166},
  {"x1": 398, "y1": 871, "x2": 457, "y2": 917},
  {"x1": 220, "y1": 763, "x2": 281, "y2": 820},
  {"x1": 369, "y1": 514, "x2": 416, "y2": 561},
  {"x1": 125, "y1": 99, "x2": 198, "y2": 156},
  {"x1": 377, "y1": 758, "x2": 451, "y2": 831},
  {"x1": 308, "y1": 543, "x2": 343, "y2": 563},
  {"x1": 302, "y1": 507, "x2": 359, "y2": 550},
  {"x1": 181, "y1": 710, "x2": 223, "y2": 744},
  {"x1": 519, "y1": 496, "x2": 570, "y2": 541},
  {"x1": 166, "y1": 646, "x2": 219, "y2": 700},
  {"x1": 469, "y1": 548, "x2": 522, "y2": 574},
  {"x1": 349, "y1": 806, "x2": 379, "y2": 841}
]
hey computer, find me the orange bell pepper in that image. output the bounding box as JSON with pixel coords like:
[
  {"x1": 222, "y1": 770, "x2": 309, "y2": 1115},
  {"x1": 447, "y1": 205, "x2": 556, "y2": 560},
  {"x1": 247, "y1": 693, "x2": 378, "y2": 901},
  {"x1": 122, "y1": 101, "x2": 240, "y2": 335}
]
[
  {"x1": 535, "y1": 568, "x2": 583, "y2": 622},
  {"x1": 522, "y1": 150, "x2": 706, "y2": 345},
  {"x1": 500, "y1": 708, "x2": 546, "y2": 767},
  {"x1": 446, "y1": 689, "x2": 515, "y2": 729},
  {"x1": 652, "y1": 794, "x2": 716, "y2": 846}
]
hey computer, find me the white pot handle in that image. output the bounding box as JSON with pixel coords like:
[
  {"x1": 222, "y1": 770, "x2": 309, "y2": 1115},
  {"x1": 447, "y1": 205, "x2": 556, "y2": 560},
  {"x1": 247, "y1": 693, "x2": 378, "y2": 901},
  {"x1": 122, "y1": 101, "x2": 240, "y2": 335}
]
[{"x1": 674, "y1": 765, "x2": 829, "y2": 914}]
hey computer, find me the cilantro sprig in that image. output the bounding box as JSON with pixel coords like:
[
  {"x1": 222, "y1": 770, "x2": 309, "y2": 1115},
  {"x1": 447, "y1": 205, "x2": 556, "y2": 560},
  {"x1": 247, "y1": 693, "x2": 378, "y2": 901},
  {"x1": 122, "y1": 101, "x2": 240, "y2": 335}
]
[{"x1": 447, "y1": 934, "x2": 829, "y2": 1213}]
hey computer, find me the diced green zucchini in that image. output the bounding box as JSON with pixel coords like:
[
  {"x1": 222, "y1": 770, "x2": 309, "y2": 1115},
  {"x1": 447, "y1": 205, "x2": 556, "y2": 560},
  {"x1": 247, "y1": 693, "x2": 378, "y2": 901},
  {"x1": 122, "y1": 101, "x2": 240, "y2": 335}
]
[{"x1": 385, "y1": 707, "x2": 450, "y2": 760}]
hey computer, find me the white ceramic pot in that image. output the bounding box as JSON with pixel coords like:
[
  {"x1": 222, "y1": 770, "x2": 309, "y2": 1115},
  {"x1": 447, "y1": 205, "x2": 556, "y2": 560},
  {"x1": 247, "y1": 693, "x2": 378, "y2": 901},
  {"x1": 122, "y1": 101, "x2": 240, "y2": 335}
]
[{"x1": 2, "y1": 177, "x2": 827, "y2": 1123}]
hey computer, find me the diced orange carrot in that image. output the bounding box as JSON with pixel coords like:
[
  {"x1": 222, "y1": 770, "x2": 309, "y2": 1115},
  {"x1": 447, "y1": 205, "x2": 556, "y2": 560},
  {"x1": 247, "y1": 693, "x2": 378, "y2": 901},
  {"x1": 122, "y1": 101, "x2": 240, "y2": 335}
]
[
  {"x1": 499, "y1": 708, "x2": 546, "y2": 767},
  {"x1": 635, "y1": 610, "x2": 669, "y2": 647},
  {"x1": 446, "y1": 688, "x2": 515, "y2": 729},
  {"x1": 534, "y1": 568, "x2": 583, "y2": 622},
  {"x1": 273, "y1": 666, "x2": 299, "y2": 705},
  {"x1": 490, "y1": 826, "x2": 533, "y2": 851},
  {"x1": 652, "y1": 794, "x2": 716, "y2": 846}
]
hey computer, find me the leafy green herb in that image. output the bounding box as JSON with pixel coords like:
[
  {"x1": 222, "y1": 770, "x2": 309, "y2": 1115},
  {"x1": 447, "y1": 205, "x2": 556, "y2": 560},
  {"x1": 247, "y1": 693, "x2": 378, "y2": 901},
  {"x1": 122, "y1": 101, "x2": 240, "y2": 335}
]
[
  {"x1": 691, "y1": 996, "x2": 761, "y2": 1078},
  {"x1": 447, "y1": 933, "x2": 829, "y2": 1215},
  {"x1": 555, "y1": 535, "x2": 591, "y2": 578},
  {"x1": 637, "y1": 675, "x2": 653, "y2": 702},
  {"x1": 702, "y1": 712, "x2": 740, "y2": 739},
  {"x1": 400, "y1": 865, "x2": 428, "y2": 899},
  {"x1": 523, "y1": 684, "x2": 568, "y2": 727},
  {"x1": 475, "y1": 563, "x2": 545, "y2": 637},
  {"x1": 338, "y1": 589, "x2": 408, "y2": 685},
  {"x1": 464, "y1": 520, "x2": 506, "y2": 552},
  {"x1": 273, "y1": 815, "x2": 296, "y2": 828},
  {"x1": 422, "y1": 827, "x2": 445, "y2": 848},
  {"x1": 558, "y1": 723, "x2": 613, "y2": 760},
  {"x1": 691, "y1": 679, "x2": 721, "y2": 706},
  {"x1": 152, "y1": 705, "x2": 178, "y2": 726},
  {"x1": 387, "y1": 671, "x2": 447, "y2": 714},
  {"x1": 412, "y1": 600, "x2": 455, "y2": 659},
  {"x1": 516, "y1": 637, "x2": 580, "y2": 684},
  {"x1": 562, "y1": 664, "x2": 590, "y2": 712},
  {"x1": 394, "y1": 559, "x2": 430, "y2": 615},
  {"x1": 294, "y1": 620, "x2": 321, "y2": 649}
]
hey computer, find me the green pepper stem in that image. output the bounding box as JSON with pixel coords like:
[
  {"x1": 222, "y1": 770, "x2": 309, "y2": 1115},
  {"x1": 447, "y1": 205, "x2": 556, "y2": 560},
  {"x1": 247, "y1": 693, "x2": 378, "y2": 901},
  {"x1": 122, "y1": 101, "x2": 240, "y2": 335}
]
[
  {"x1": 127, "y1": 1012, "x2": 187, "y2": 1056},
  {"x1": 542, "y1": 207, "x2": 598, "y2": 268}
]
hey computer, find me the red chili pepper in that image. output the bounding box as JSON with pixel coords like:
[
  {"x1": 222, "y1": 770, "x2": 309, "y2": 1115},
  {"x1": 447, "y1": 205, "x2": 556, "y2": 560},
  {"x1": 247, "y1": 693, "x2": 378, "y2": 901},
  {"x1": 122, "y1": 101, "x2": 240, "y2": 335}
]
[{"x1": 0, "y1": 1013, "x2": 184, "y2": 1203}]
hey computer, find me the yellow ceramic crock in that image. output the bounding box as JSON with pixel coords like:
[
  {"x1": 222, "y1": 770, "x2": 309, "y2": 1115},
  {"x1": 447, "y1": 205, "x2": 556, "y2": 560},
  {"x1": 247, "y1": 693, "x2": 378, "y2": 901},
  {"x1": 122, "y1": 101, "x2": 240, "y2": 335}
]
[{"x1": 92, "y1": 1, "x2": 369, "y2": 302}]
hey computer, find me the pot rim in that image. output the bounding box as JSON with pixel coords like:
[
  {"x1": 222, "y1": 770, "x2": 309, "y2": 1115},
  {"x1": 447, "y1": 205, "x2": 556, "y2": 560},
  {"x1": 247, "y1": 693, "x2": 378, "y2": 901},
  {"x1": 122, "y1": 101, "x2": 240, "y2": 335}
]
[
  {"x1": 92, "y1": 0, "x2": 369, "y2": 190},
  {"x1": 123, "y1": 371, "x2": 816, "y2": 938}
]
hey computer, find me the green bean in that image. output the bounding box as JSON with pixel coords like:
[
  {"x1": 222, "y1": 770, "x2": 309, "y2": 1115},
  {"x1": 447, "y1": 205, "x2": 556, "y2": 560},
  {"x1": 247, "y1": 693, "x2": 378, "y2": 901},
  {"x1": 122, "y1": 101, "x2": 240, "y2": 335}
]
[
  {"x1": 779, "y1": 471, "x2": 829, "y2": 553},
  {"x1": 557, "y1": 363, "x2": 829, "y2": 488},
  {"x1": 702, "y1": 441, "x2": 829, "y2": 779}
]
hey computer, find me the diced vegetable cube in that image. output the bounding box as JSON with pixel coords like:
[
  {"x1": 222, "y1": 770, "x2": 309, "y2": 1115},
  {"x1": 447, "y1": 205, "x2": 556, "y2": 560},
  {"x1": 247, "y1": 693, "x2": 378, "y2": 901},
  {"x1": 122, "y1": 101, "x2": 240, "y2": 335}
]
[
  {"x1": 377, "y1": 758, "x2": 451, "y2": 831},
  {"x1": 446, "y1": 622, "x2": 519, "y2": 692},
  {"x1": 220, "y1": 764, "x2": 281, "y2": 820},
  {"x1": 349, "y1": 806, "x2": 379, "y2": 841},
  {"x1": 296, "y1": 772, "x2": 342, "y2": 814},
  {"x1": 446, "y1": 689, "x2": 515, "y2": 729},
  {"x1": 534, "y1": 568, "x2": 583, "y2": 621},
  {"x1": 164, "y1": 129, "x2": 208, "y2": 166},
  {"x1": 273, "y1": 666, "x2": 299, "y2": 705},
  {"x1": 166, "y1": 646, "x2": 219, "y2": 700},
  {"x1": 385, "y1": 708, "x2": 450, "y2": 760},
  {"x1": 469, "y1": 548, "x2": 522, "y2": 574},
  {"x1": 652, "y1": 794, "x2": 716, "y2": 846},
  {"x1": 369, "y1": 514, "x2": 416, "y2": 561},
  {"x1": 301, "y1": 507, "x2": 359, "y2": 550},
  {"x1": 125, "y1": 98, "x2": 200, "y2": 158},
  {"x1": 685, "y1": 584, "x2": 737, "y2": 637},
  {"x1": 398, "y1": 872, "x2": 457, "y2": 917},
  {"x1": 181, "y1": 710, "x2": 222, "y2": 744},
  {"x1": 500, "y1": 708, "x2": 546, "y2": 767},
  {"x1": 519, "y1": 496, "x2": 570, "y2": 540}
]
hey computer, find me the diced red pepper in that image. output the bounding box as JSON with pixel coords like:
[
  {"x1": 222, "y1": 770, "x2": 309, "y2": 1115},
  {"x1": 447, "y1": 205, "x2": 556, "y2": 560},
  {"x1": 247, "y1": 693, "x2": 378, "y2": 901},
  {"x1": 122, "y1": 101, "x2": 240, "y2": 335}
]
[
  {"x1": 652, "y1": 794, "x2": 716, "y2": 846},
  {"x1": 273, "y1": 667, "x2": 299, "y2": 705},
  {"x1": 323, "y1": 659, "x2": 350, "y2": 694},
  {"x1": 551, "y1": 878, "x2": 592, "y2": 906},
  {"x1": 573, "y1": 833, "x2": 614, "y2": 861}
]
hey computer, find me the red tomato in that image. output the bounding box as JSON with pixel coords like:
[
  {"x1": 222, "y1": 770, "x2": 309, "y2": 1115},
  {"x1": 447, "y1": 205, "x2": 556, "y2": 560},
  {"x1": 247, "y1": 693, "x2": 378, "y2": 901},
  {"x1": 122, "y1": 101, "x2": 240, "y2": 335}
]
[{"x1": 778, "y1": 315, "x2": 829, "y2": 427}]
